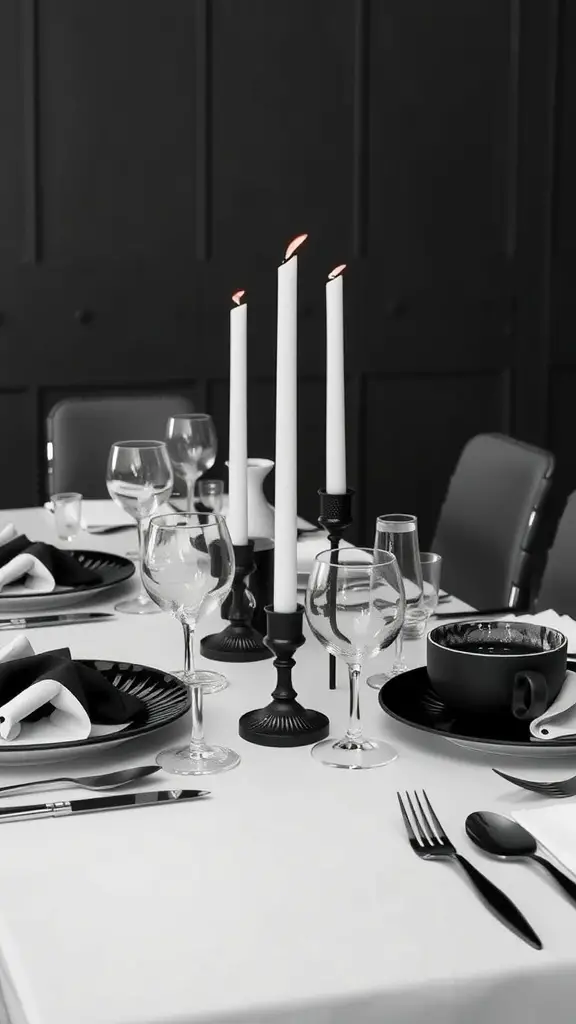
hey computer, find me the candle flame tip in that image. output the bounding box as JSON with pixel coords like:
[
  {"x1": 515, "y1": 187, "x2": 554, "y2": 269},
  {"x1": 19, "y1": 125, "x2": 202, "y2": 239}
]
[
  {"x1": 328, "y1": 264, "x2": 346, "y2": 280},
  {"x1": 284, "y1": 233, "x2": 308, "y2": 262},
  {"x1": 232, "y1": 289, "x2": 246, "y2": 305}
]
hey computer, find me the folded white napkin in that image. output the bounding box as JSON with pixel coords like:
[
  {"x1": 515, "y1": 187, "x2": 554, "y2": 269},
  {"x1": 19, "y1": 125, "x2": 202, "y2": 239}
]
[
  {"x1": 530, "y1": 670, "x2": 576, "y2": 740},
  {"x1": 0, "y1": 553, "x2": 55, "y2": 594},
  {"x1": 0, "y1": 523, "x2": 18, "y2": 547},
  {"x1": 0, "y1": 523, "x2": 56, "y2": 595},
  {"x1": 513, "y1": 806, "x2": 576, "y2": 881},
  {"x1": 0, "y1": 637, "x2": 91, "y2": 744}
]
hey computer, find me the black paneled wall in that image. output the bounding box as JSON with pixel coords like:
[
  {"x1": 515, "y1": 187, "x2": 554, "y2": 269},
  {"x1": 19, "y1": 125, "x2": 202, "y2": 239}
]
[{"x1": 0, "y1": 0, "x2": 571, "y2": 544}]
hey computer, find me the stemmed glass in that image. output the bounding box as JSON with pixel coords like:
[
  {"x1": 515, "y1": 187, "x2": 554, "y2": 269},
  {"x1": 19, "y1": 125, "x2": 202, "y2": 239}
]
[
  {"x1": 142, "y1": 512, "x2": 240, "y2": 774},
  {"x1": 305, "y1": 547, "x2": 405, "y2": 769},
  {"x1": 106, "y1": 441, "x2": 173, "y2": 614},
  {"x1": 166, "y1": 414, "x2": 217, "y2": 515},
  {"x1": 367, "y1": 513, "x2": 424, "y2": 687}
]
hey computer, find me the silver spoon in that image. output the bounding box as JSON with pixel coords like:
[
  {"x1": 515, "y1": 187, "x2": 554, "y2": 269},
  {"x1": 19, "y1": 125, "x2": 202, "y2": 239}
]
[
  {"x1": 466, "y1": 810, "x2": 576, "y2": 905},
  {"x1": 0, "y1": 765, "x2": 161, "y2": 798}
]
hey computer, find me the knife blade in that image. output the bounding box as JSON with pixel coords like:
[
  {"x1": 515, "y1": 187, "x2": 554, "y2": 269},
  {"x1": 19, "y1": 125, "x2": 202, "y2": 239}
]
[
  {"x1": 0, "y1": 789, "x2": 210, "y2": 823},
  {"x1": 0, "y1": 613, "x2": 115, "y2": 630}
]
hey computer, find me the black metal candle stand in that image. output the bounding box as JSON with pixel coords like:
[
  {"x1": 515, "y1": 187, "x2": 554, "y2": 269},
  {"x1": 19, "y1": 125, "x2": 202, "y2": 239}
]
[
  {"x1": 200, "y1": 541, "x2": 272, "y2": 663},
  {"x1": 238, "y1": 604, "x2": 329, "y2": 747},
  {"x1": 318, "y1": 488, "x2": 355, "y2": 690}
]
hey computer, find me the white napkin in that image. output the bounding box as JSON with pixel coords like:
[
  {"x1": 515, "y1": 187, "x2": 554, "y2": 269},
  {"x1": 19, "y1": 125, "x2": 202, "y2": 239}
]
[
  {"x1": 0, "y1": 637, "x2": 91, "y2": 744},
  {"x1": 513, "y1": 806, "x2": 576, "y2": 881},
  {"x1": 0, "y1": 523, "x2": 18, "y2": 547},
  {"x1": 0, "y1": 553, "x2": 55, "y2": 594},
  {"x1": 530, "y1": 671, "x2": 576, "y2": 740},
  {"x1": 79, "y1": 499, "x2": 133, "y2": 530}
]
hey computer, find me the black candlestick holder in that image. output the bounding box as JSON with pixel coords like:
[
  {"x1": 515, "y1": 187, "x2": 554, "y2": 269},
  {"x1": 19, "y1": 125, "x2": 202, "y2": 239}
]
[
  {"x1": 318, "y1": 488, "x2": 355, "y2": 690},
  {"x1": 238, "y1": 604, "x2": 329, "y2": 746},
  {"x1": 200, "y1": 541, "x2": 272, "y2": 663}
]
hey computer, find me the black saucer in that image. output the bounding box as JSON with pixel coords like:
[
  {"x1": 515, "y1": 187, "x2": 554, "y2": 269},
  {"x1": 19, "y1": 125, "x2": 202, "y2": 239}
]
[{"x1": 377, "y1": 663, "x2": 576, "y2": 751}]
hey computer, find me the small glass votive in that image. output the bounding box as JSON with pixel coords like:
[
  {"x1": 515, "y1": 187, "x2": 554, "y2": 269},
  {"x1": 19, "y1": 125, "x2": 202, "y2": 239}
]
[
  {"x1": 420, "y1": 552, "x2": 442, "y2": 621},
  {"x1": 197, "y1": 479, "x2": 224, "y2": 514},
  {"x1": 51, "y1": 492, "x2": 83, "y2": 541}
]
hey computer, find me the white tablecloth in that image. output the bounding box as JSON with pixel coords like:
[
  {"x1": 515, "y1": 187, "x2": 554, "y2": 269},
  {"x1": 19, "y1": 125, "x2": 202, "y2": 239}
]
[{"x1": 0, "y1": 507, "x2": 575, "y2": 1024}]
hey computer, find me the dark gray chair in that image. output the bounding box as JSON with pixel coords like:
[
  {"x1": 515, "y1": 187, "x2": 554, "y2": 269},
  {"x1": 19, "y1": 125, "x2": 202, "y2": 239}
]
[
  {"x1": 535, "y1": 491, "x2": 576, "y2": 617},
  {"x1": 46, "y1": 393, "x2": 193, "y2": 498},
  {"x1": 431, "y1": 433, "x2": 554, "y2": 610}
]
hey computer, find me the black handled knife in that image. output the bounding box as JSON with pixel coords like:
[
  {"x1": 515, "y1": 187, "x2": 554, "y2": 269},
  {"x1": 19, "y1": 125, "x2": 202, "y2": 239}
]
[
  {"x1": 0, "y1": 789, "x2": 210, "y2": 823},
  {"x1": 0, "y1": 613, "x2": 115, "y2": 630}
]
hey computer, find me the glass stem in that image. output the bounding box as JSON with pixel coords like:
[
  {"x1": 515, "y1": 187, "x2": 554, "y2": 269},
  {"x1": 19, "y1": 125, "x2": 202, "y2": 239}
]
[
  {"x1": 344, "y1": 663, "x2": 364, "y2": 744},
  {"x1": 393, "y1": 629, "x2": 406, "y2": 672},
  {"x1": 136, "y1": 519, "x2": 148, "y2": 603},
  {"x1": 186, "y1": 472, "x2": 198, "y2": 515},
  {"x1": 182, "y1": 620, "x2": 196, "y2": 675},
  {"x1": 189, "y1": 686, "x2": 205, "y2": 751}
]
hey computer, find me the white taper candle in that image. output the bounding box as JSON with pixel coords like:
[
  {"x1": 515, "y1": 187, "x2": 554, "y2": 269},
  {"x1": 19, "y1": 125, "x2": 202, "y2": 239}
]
[
  {"x1": 227, "y1": 291, "x2": 248, "y2": 545},
  {"x1": 273, "y1": 234, "x2": 307, "y2": 612},
  {"x1": 326, "y1": 265, "x2": 347, "y2": 494}
]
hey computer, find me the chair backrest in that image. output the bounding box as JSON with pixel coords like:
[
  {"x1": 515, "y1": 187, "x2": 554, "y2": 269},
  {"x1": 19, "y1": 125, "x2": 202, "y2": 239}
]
[
  {"x1": 431, "y1": 433, "x2": 554, "y2": 609},
  {"x1": 46, "y1": 394, "x2": 194, "y2": 498},
  {"x1": 536, "y1": 491, "x2": 576, "y2": 616}
]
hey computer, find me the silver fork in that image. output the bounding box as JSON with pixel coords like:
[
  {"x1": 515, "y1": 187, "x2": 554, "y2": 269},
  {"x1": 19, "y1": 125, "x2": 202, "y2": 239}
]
[
  {"x1": 493, "y1": 768, "x2": 576, "y2": 798},
  {"x1": 397, "y1": 790, "x2": 542, "y2": 949}
]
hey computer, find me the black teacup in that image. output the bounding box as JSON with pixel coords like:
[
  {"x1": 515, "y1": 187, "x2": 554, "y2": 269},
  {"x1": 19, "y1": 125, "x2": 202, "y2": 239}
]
[{"x1": 427, "y1": 621, "x2": 567, "y2": 721}]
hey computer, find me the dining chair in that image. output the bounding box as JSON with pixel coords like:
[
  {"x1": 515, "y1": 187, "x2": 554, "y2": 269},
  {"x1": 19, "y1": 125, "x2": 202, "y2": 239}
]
[
  {"x1": 431, "y1": 433, "x2": 554, "y2": 611},
  {"x1": 535, "y1": 490, "x2": 576, "y2": 617},
  {"x1": 46, "y1": 393, "x2": 193, "y2": 498}
]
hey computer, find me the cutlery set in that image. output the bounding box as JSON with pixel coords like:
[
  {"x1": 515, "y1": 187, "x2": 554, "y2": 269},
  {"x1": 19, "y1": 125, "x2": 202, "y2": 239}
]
[{"x1": 398, "y1": 789, "x2": 576, "y2": 951}]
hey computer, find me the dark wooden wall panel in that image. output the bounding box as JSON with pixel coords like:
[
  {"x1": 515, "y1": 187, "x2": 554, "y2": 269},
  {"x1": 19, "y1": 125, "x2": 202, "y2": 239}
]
[
  {"x1": 0, "y1": 2, "x2": 24, "y2": 262},
  {"x1": 364, "y1": 370, "x2": 511, "y2": 546},
  {"x1": 38, "y1": 0, "x2": 196, "y2": 265},
  {"x1": 368, "y1": 1, "x2": 511, "y2": 286},
  {"x1": 210, "y1": 0, "x2": 355, "y2": 265}
]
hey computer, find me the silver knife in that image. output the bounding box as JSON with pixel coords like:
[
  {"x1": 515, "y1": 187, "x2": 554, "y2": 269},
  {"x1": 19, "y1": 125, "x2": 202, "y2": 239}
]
[
  {"x1": 0, "y1": 790, "x2": 210, "y2": 823},
  {"x1": 0, "y1": 613, "x2": 116, "y2": 630}
]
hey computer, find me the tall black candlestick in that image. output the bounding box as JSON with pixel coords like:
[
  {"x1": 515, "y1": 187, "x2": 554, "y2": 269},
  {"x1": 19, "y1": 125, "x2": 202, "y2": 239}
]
[
  {"x1": 318, "y1": 488, "x2": 354, "y2": 689},
  {"x1": 200, "y1": 541, "x2": 272, "y2": 662}
]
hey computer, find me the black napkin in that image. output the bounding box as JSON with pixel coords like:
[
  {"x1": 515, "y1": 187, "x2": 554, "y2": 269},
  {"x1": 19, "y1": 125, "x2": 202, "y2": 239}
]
[
  {"x1": 0, "y1": 649, "x2": 145, "y2": 725},
  {"x1": 0, "y1": 535, "x2": 99, "y2": 587}
]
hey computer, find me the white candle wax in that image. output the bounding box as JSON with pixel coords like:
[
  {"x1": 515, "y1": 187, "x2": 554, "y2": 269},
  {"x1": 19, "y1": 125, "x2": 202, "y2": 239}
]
[
  {"x1": 326, "y1": 271, "x2": 347, "y2": 494},
  {"x1": 227, "y1": 299, "x2": 248, "y2": 545},
  {"x1": 273, "y1": 254, "x2": 299, "y2": 613}
]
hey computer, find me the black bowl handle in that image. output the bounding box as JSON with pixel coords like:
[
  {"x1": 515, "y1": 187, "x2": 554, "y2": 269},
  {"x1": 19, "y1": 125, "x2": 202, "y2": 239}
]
[{"x1": 512, "y1": 670, "x2": 549, "y2": 720}]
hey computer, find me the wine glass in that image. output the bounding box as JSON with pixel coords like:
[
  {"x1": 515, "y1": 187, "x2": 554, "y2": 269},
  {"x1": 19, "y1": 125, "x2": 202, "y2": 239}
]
[
  {"x1": 166, "y1": 414, "x2": 217, "y2": 514},
  {"x1": 142, "y1": 512, "x2": 240, "y2": 774},
  {"x1": 106, "y1": 441, "x2": 173, "y2": 614},
  {"x1": 367, "y1": 513, "x2": 424, "y2": 687},
  {"x1": 305, "y1": 547, "x2": 405, "y2": 769}
]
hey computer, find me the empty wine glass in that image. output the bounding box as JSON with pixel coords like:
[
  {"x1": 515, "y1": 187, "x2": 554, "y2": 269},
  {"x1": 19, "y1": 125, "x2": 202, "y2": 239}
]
[
  {"x1": 367, "y1": 513, "x2": 424, "y2": 687},
  {"x1": 305, "y1": 547, "x2": 405, "y2": 769},
  {"x1": 166, "y1": 414, "x2": 217, "y2": 515},
  {"x1": 142, "y1": 512, "x2": 239, "y2": 774},
  {"x1": 143, "y1": 510, "x2": 232, "y2": 694},
  {"x1": 197, "y1": 479, "x2": 224, "y2": 514},
  {"x1": 106, "y1": 441, "x2": 173, "y2": 614}
]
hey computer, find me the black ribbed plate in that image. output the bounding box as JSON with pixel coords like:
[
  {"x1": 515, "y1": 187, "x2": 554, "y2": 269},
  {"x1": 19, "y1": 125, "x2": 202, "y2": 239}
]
[
  {"x1": 0, "y1": 550, "x2": 135, "y2": 610},
  {"x1": 0, "y1": 660, "x2": 191, "y2": 757},
  {"x1": 378, "y1": 663, "x2": 576, "y2": 757}
]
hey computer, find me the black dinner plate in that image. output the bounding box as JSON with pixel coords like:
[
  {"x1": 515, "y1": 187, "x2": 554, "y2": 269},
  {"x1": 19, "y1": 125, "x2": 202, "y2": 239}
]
[
  {"x1": 377, "y1": 662, "x2": 576, "y2": 751},
  {"x1": 0, "y1": 549, "x2": 135, "y2": 600},
  {"x1": 0, "y1": 660, "x2": 191, "y2": 753}
]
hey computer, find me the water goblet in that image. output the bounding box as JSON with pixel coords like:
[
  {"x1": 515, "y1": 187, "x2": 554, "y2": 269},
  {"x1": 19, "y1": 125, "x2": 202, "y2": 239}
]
[
  {"x1": 305, "y1": 547, "x2": 405, "y2": 769},
  {"x1": 143, "y1": 511, "x2": 236, "y2": 711},
  {"x1": 367, "y1": 513, "x2": 424, "y2": 687},
  {"x1": 106, "y1": 440, "x2": 173, "y2": 614},
  {"x1": 166, "y1": 414, "x2": 217, "y2": 515}
]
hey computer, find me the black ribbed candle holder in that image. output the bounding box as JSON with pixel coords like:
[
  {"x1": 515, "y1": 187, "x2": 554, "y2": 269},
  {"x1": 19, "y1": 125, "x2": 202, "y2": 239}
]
[
  {"x1": 318, "y1": 488, "x2": 355, "y2": 690},
  {"x1": 238, "y1": 604, "x2": 329, "y2": 746},
  {"x1": 200, "y1": 541, "x2": 272, "y2": 663}
]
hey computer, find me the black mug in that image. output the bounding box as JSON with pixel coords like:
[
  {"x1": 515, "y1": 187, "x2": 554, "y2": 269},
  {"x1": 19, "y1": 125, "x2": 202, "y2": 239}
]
[{"x1": 427, "y1": 620, "x2": 567, "y2": 721}]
